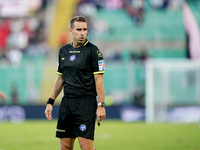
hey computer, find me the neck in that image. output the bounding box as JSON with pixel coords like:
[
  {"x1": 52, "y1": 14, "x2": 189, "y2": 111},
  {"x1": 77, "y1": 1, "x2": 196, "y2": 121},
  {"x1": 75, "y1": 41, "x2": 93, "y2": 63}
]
[
  {"x1": 72, "y1": 40, "x2": 86, "y2": 48},
  {"x1": 73, "y1": 43, "x2": 82, "y2": 48}
]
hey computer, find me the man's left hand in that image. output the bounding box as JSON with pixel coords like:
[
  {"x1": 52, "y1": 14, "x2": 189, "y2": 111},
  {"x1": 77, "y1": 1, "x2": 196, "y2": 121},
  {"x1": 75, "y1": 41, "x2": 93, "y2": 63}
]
[{"x1": 96, "y1": 107, "x2": 106, "y2": 126}]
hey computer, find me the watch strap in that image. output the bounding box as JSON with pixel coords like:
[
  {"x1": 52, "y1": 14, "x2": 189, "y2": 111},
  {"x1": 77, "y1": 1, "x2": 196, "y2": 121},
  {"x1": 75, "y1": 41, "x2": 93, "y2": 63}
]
[{"x1": 98, "y1": 102, "x2": 105, "y2": 107}]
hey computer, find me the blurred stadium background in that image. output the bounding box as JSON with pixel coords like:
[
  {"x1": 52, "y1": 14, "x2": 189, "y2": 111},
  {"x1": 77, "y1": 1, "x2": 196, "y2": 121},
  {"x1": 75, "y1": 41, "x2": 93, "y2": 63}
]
[{"x1": 0, "y1": 0, "x2": 200, "y2": 124}]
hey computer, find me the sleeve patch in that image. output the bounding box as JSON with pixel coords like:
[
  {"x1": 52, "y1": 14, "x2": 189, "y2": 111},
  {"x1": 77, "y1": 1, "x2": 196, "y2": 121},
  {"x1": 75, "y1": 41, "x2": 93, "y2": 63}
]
[{"x1": 98, "y1": 60, "x2": 105, "y2": 71}]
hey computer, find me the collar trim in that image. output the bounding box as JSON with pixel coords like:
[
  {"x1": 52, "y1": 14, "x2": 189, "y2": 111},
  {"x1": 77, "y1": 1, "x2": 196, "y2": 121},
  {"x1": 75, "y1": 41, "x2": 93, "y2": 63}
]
[{"x1": 84, "y1": 40, "x2": 88, "y2": 46}]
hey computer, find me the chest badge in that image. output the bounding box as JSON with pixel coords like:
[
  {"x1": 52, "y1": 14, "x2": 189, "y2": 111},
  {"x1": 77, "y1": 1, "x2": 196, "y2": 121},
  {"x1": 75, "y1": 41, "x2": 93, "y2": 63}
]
[{"x1": 70, "y1": 55, "x2": 76, "y2": 61}]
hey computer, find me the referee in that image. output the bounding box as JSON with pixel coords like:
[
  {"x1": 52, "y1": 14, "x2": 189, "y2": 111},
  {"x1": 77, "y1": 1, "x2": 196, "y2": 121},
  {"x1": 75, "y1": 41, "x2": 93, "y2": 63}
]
[{"x1": 44, "y1": 16, "x2": 106, "y2": 150}]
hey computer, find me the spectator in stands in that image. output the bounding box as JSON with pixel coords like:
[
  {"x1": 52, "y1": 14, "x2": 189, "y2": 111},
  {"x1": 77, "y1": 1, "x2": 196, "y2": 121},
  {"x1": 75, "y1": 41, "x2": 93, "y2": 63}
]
[
  {"x1": 36, "y1": 39, "x2": 49, "y2": 56},
  {"x1": 123, "y1": 0, "x2": 144, "y2": 25},
  {"x1": 0, "y1": 20, "x2": 10, "y2": 51},
  {"x1": 106, "y1": 0, "x2": 123, "y2": 10},
  {"x1": 0, "y1": 51, "x2": 9, "y2": 67},
  {"x1": 131, "y1": 47, "x2": 149, "y2": 61},
  {"x1": 131, "y1": 52, "x2": 140, "y2": 60},
  {"x1": 113, "y1": 51, "x2": 121, "y2": 60},
  {"x1": 132, "y1": 88, "x2": 145, "y2": 107},
  {"x1": 26, "y1": 16, "x2": 48, "y2": 58},
  {"x1": 149, "y1": 0, "x2": 163, "y2": 8},
  {"x1": 8, "y1": 19, "x2": 29, "y2": 53},
  {"x1": 26, "y1": 43, "x2": 38, "y2": 59},
  {"x1": 28, "y1": 83, "x2": 39, "y2": 105},
  {"x1": 41, "y1": 0, "x2": 48, "y2": 10},
  {"x1": 7, "y1": 46, "x2": 22, "y2": 68},
  {"x1": 140, "y1": 48, "x2": 149, "y2": 60},
  {"x1": 168, "y1": 0, "x2": 183, "y2": 10},
  {"x1": 132, "y1": 0, "x2": 144, "y2": 24},
  {"x1": 93, "y1": 0, "x2": 106, "y2": 10},
  {"x1": 149, "y1": 0, "x2": 169, "y2": 9},
  {"x1": 11, "y1": 82, "x2": 18, "y2": 105}
]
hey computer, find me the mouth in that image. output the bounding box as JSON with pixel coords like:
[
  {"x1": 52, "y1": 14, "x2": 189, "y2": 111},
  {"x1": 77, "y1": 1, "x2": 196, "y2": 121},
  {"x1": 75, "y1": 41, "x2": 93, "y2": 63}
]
[{"x1": 80, "y1": 37, "x2": 85, "y2": 41}]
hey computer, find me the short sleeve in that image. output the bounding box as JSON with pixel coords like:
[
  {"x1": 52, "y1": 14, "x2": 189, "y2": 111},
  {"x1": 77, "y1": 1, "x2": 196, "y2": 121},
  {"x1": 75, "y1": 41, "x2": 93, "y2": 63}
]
[
  {"x1": 57, "y1": 49, "x2": 63, "y2": 76},
  {"x1": 90, "y1": 46, "x2": 105, "y2": 74}
]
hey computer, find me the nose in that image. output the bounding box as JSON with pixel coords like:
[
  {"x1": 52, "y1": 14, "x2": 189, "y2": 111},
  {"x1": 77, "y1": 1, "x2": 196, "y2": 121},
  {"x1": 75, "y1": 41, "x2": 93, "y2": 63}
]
[{"x1": 81, "y1": 30, "x2": 85, "y2": 35}]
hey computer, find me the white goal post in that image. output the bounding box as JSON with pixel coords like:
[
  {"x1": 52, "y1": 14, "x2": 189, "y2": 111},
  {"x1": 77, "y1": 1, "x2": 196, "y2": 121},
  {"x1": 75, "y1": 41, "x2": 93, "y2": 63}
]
[{"x1": 145, "y1": 59, "x2": 200, "y2": 123}]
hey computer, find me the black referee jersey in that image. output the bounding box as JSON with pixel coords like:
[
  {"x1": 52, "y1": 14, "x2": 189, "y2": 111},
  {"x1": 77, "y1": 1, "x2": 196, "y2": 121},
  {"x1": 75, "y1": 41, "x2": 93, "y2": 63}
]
[{"x1": 57, "y1": 40, "x2": 105, "y2": 97}]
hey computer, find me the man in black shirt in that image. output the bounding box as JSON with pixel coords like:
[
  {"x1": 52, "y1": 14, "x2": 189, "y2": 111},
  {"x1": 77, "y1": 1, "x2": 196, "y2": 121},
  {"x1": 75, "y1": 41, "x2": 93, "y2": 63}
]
[{"x1": 44, "y1": 16, "x2": 106, "y2": 150}]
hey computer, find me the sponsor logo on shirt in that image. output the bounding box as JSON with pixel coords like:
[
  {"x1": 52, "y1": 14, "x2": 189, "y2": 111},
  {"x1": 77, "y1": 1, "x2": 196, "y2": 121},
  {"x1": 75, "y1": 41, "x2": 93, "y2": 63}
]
[
  {"x1": 98, "y1": 60, "x2": 105, "y2": 71},
  {"x1": 56, "y1": 129, "x2": 65, "y2": 132},
  {"x1": 69, "y1": 51, "x2": 80, "y2": 53}
]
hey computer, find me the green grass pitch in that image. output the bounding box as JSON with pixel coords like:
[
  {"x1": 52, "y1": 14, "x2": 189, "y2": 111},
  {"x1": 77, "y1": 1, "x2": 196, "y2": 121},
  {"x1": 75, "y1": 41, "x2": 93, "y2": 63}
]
[{"x1": 0, "y1": 119, "x2": 200, "y2": 150}]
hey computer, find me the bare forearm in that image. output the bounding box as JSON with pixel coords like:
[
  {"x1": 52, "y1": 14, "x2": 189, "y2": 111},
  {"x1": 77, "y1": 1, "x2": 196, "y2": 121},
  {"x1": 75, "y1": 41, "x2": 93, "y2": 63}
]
[
  {"x1": 94, "y1": 74, "x2": 105, "y2": 103},
  {"x1": 50, "y1": 75, "x2": 63, "y2": 100},
  {"x1": 96, "y1": 84, "x2": 104, "y2": 103},
  {"x1": 94, "y1": 74, "x2": 106, "y2": 124}
]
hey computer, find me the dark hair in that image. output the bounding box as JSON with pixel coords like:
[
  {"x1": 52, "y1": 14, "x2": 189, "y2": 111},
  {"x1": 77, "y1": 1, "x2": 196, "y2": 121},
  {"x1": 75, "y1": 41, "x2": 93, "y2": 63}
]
[{"x1": 70, "y1": 16, "x2": 87, "y2": 29}]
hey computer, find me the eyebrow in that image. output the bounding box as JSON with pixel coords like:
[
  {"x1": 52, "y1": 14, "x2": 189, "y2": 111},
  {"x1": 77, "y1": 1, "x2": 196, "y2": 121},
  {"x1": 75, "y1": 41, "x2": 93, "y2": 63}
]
[{"x1": 76, "y1": 28, "x2": 87, "y2": 30}]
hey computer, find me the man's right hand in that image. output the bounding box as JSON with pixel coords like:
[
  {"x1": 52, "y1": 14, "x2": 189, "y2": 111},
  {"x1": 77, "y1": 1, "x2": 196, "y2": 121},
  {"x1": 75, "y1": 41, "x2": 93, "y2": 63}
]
[{"x1": 44, "y1": 104, "x2": 53, "y2": 121}]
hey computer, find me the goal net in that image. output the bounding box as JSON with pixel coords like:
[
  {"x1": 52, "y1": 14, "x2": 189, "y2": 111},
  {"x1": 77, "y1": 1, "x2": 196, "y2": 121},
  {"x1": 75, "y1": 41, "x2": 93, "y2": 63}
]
[{"x1": 145, "y1": 59, "x2": 200, "y2": 123}]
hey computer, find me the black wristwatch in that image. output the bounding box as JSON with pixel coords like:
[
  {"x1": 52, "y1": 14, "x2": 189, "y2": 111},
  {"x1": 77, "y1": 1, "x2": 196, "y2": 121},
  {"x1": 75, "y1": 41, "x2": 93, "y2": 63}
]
[{"x1": 98, "y1": 102, "x2": 105, "y2": 107}]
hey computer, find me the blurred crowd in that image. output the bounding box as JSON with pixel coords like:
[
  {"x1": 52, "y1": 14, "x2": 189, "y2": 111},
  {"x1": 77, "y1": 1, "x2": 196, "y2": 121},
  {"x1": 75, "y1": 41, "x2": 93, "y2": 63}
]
[
  {"x1": 0, "y1": 0, "x2": 186, "y2": 68},
  {"x1": 0, "y1": 0, "x2": 49, "y2": 68},
  {"x1": 75, "y1": 0, "x2": 183, "y2": 30},
  {"x1": 74, "y1": 0, "x2": 184, "y2": 62}
]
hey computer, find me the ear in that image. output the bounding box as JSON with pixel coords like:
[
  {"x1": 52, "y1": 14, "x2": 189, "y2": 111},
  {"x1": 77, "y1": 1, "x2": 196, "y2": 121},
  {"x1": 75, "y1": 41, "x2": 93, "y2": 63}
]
[{"x1": 69, "y1": 28, "x2": 73, "y2": 35}]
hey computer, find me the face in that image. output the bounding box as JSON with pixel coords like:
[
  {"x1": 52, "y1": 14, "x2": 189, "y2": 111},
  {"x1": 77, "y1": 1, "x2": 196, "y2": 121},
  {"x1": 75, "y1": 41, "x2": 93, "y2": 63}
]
[{"x1": 69, "y1": 21, "x2": 87, "y2": 46}]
